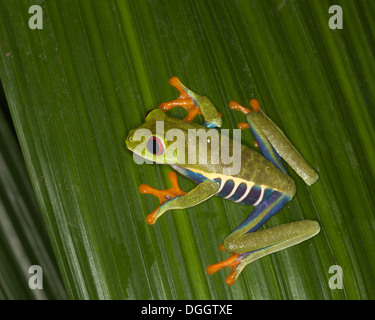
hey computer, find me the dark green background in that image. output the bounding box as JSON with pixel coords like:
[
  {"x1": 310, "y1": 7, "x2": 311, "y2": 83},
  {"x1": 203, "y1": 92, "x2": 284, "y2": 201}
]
[{"x1": 0, "y1": 0, "x2": 374, "y2": 299}]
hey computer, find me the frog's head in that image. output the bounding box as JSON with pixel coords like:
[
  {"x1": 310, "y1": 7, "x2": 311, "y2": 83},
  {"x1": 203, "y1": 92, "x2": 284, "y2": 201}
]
[{"x1": 126, "y1": 109, "x2": 194, "y2": 164}]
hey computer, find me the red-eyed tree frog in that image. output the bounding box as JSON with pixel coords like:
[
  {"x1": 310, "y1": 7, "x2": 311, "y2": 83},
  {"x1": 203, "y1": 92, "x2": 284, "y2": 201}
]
[{"x1": 126, "y1": 77, "x2": 320, "y2": 285}]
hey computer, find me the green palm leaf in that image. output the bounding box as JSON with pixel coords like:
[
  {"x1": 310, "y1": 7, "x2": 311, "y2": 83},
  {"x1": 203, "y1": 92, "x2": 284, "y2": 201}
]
[
  {"x1": 0, "y1": 0, "x2": 374, "y2": 299},
  {"x1": 0, "y1": 99, "x2": 66, "y2": 299}
]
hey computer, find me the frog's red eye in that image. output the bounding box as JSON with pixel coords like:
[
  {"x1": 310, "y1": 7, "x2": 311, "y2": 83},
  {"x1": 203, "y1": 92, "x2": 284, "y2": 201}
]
[{"x1": 147, "y1": 136, "x2": 164, "y2": 156}]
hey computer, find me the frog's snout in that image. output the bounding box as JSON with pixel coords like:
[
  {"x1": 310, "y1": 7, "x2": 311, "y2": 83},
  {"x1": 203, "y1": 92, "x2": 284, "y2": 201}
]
[{"x1": 125, "y1": 131, "x2": 134, "y2": 149}]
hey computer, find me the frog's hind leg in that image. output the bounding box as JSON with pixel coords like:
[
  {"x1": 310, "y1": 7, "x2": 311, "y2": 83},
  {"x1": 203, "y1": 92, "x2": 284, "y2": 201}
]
[
  {"x1": 229, "y1": 99, "x2": 318, "y2": 185},
  {"x1": 159, "y1": 77, "x2": 222, "y2": 128},
  {"x1": 229, "y1": 99, "x2": 287, "y2": 174},
  {"x1": 206, "y1": 191, "x2": 320, "y2": 285}
]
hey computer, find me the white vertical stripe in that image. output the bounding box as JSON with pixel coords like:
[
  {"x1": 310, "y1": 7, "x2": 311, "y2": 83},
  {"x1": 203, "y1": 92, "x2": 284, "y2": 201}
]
[
  {"x1": 252, "y1": 187, "x2": 265, "y2": 206},
  {"x1": 215, "y1": 178, "x2": 225, "y2": 194},
  {"x1": 224, "y1": 181, "x2": 238, "y2": 199},
  {"x1": 234, "y1": 183, "x2": 254, "y2": 203}
]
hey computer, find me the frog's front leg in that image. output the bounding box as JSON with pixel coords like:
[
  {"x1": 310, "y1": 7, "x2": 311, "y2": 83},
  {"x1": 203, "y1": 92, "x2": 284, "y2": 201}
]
[
  {"x1": 207, "y1": 191, "x2": 320, "y2": 285},
  {"x1": 159, "y1": 77, "x2": 222, "y2": 128},
  {"x1": 139, "y1": 171, "x2": 219, "y2": 224}
]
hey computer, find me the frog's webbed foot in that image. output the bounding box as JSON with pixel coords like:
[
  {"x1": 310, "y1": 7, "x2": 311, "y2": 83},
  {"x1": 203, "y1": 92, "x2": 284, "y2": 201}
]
[
  {"x1": 139, "y1": 171, "x2": 186, "y2": 225},
  {"x1": 159, "y1": 76, "x2": 202, "y2": 122},
  {"x1": 206, "y1": 245, "x2": 244, "y2": 286},
  {"x1": 159, "y1": 76, "x2": 222, "y2": 127},
  {"x1": 140, "y1": 171, "x2": 219, "y2": 225},
  {"x1": 229, "y1": 99, "x2": 262, "y2": 147},
  {"x1": 228, "y1": 99, "x2": 261, "y2": 130}
]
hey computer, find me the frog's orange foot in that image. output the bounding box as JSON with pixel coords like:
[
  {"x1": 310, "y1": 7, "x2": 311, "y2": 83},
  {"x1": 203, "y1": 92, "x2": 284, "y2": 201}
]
[
  {"x1": 139, "y1": 171, "x2": 186, "y2": 225},
  {"x1": 229, "y1": 101, "x2": 251, "y2": 115},
  {"x1": 206, "y1": 247, "x2": 242, "y2": 286},
  {"x1": 229, "y1": 98, "x2": 261, "y2": 114},
  {"x1": 237, "y1": 122, "x2": 250, "y2": 130},
  {"x1": 229, "y1": 100, "x2": 261, "y2": 147},
  {"x1": 229, "y1": 101, "x2": 252, "y2": 131},
  {"x1": 235, "y1": 122, "x2": 259, "y2": 147},
  {"x1": 159, "y1": 76, "x2": 202, "y2": 122}
]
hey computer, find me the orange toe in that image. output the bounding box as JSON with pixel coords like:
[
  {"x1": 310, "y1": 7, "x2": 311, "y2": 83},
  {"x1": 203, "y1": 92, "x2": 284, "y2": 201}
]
[
  {"x1": 139, "y1": 172, "x2": 186, "y2": 224},
  {"x1": 206, "y1": 253, "x2": 240, "y2": 275},
  {"x1": 229, "y1": 101, "x2": 251, "y2": 115},
  {"x1": 158, "y1": 77, "x2": 203, "y2": 122},
  {"x1": 249, "y1": 99, "x2": 260, "y2": 112},
  {"x1": 237, "y1": 122, "x2": 250, "y2": 129}
]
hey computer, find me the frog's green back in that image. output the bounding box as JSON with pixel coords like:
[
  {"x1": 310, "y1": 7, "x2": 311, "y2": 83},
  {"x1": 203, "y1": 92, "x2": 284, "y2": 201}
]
[
  {"x1": 126, "y1": 109, "x2": 295, "y2": 197},
  {"x1": 184, "y1": 144, "x2": 295, "y2": 198}
]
